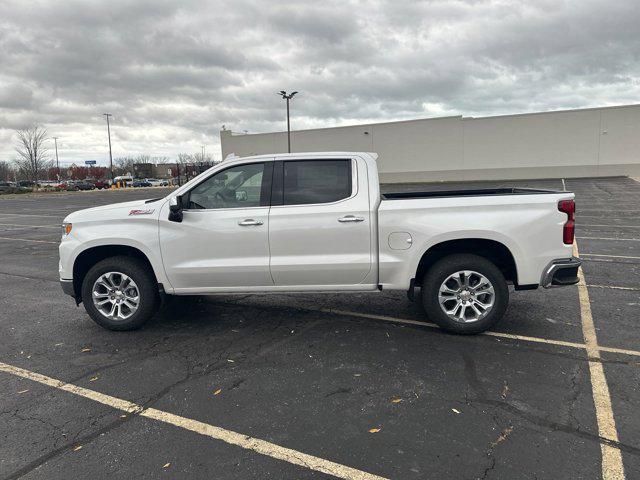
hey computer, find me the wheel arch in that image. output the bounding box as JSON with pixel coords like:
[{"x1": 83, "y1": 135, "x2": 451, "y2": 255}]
[
  {"x1": 413, "y1": 238, "x2": 519, "y2": 287},
  {"x1": 72, "y1": 245, "x2": 159, "y2": 302}
]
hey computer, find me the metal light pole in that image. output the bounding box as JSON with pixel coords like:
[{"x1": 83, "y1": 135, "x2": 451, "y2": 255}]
[
  {"x1": 52, "y1": 137, "x2": 60, "y2": 180},
  {"x1": 278, "y1": 91, "x2": 298, "y2": 153},
  {"x1": 103, "y1": 113, "x2": 114, "y2": 180}
]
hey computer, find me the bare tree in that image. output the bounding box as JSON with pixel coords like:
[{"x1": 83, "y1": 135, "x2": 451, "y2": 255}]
[
  {"x1": 0, "y1": 160, "x2": 14, "y2": 181},
  {"x1": 114, "y1": 156, "x2": 136, "y2": 176},
  {"x1": 177, "y1": 153, "x2": 194, "y2": 181},
  {"x1": 14, "y1": 124, "x2": 51, "y2": 185}
]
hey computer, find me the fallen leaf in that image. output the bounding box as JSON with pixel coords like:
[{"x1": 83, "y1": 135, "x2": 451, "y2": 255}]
[
  {"x1": 81, "y1": 348, "x2": 91, "y2": 353},
  {"x1": 227, "y1": 359, "x2": 235, "y2": 363},
  {"x1": 501, "y1": 384, "x2": 510, "y2": 399},
  {"x1": 17, "y1": 389, "x2": 29, "y2": 394},
  {"x1": 490, "y1": 426, "x2": 514, "y2": 447},
  {"x1": 72, "y1": 445, "x2": 83, "y2": 451},
  {"x1": 214, "y1": 388, "x2": 222, "y2": 395},
  {"x1": 391, "y1": 398, "x2": 402, "y2": 403},
  {"x1": 451, "y1": 408, "x2": 461, "y2": 414},
  {"x1": 368, "y1": 428, "x2": 381, "y2": 433},
  {"x1": 120, "y1": 414, "x2": 128, "y2": 418},
  {"x1": 163, "y1": 462, "x2": 171, "y2": 469},
  {"x1": 89, "y1": 376, "x2": 99, "y2": 382}
]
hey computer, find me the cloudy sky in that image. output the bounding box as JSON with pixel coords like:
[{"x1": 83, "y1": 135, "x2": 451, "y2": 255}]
[{"x1": 1, "y1": 0, "x2": 639, "y2": 165}]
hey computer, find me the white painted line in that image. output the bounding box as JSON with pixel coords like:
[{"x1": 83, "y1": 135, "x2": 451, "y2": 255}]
[
  {"x1": 317, "y1": 309, "x2": 640, "y2": 357},
  {"x1": 577, "y1": 237, "x2": 640, "y2": 242},
  {"x1": 578, "y1": 224, "x2": 640, "y2": 229},
  {"x1": 574, "y1": 242, "x2": 626, "y2": 480},
  {"x1": 0, "y1": 362, "x2": 388, "y2": 480},
  {"x1": 0, "y1": 223, "x2": 59, "y2": 229},
  {"x1": 0, "y1": 236, "x2": 58, "y2": 244},
  {"x1": 580, "y1": 211, "x2": 640, "y2": 214},
  {"x1": 581, "y1": 253, "x2": 640, "y2": 260},
  {"x1": 587, "y1": 284, "x2": 640, "y2": 292},
  {"x1": 0, "y1": 213, "x2": 69, "y2": 218}
]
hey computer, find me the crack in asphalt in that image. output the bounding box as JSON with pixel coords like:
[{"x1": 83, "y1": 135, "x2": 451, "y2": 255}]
[
  {"x1": 461, "y1": 352, "x2": 640, "y2": 459},
  {"x1": 1, "y1": 306, "x2": 324, "y2": 479}
]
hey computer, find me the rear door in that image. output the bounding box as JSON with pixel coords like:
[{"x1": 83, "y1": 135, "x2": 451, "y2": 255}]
[{"x1": 268, "y1": 157, "x2": 373, "y2": 287}]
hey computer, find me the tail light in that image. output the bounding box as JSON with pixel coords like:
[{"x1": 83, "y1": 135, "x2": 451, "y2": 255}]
[{"x1": 558, "y1": 199, "x2": 575, "y2": 245}]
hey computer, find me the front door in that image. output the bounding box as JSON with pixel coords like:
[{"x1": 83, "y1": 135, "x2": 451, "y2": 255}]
[
  {"x1": 268, "y1": 158, "x2": 374, "y2": 287},
  {"x1": 159, "y1": 162, "x2": 273, "y2": 292}
]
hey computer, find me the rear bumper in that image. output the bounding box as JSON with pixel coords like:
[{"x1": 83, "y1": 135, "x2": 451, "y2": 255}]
[
  {"x1": 60, "y1": 278, "x2": 75, "y2": 298},
  {"x1": 541, "y1": 257, "x2": 581, "y2": 288}
]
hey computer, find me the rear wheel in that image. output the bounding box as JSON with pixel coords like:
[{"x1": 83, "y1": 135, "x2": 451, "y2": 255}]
[
  {"x1": 81, "y1": 256, "x2": 159, "y2": 330},
  {"x1": 421, "y1": 254, "x2": 508, "y2": 334}
]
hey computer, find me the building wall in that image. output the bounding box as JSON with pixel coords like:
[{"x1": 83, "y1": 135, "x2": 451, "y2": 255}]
[{"x1": 220, "y1": 104, "x2": 640, "y2": 182}]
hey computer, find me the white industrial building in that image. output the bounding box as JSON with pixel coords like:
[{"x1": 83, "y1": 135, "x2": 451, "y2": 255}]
[{"x1": 220, "y1": 104, "x2": 640, "y2": 183}]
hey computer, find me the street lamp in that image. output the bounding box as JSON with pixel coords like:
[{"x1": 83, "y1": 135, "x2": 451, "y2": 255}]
[
  {"x1": 103, "y1": 113, "x2": 114, "y2": 181},
  {"x1": 52, "y1": 137, "x2": 60, "y2": 180},
  {"x1": 278, "y1": 91, "x2": 298, "y2": 153}
]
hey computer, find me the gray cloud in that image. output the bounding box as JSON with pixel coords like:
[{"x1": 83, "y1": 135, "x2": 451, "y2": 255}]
[{"x1": 1, "y1": 0, "x2": 639, "y2": 164}]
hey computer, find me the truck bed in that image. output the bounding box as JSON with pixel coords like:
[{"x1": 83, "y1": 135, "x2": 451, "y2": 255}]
[{"x1": 381, "y1": 187, "x2": 564, "y2": 200}]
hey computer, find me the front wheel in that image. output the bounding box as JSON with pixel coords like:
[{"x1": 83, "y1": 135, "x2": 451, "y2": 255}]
[
  {"x1": 81, "y1": 256, "x2": 160, "y2": 330},
  {"x1": 421, "y1": 254, "x2": 508, "y2": 334}
]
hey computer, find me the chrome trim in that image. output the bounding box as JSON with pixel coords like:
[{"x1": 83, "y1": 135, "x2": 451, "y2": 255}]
[
  {"x1": 541, "y1": 257, "x2": 581, "y2": 288},
  {"x1": 338, "y1": 215, "x2": 365, "y2": 223},
  {"x1": 238, "y1": 219, "x2": 264, "y2": 226}
]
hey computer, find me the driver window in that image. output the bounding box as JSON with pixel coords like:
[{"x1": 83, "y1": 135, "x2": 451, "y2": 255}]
[{"x1": 188, "y1": 163, "x2": 265, "y2": 209}]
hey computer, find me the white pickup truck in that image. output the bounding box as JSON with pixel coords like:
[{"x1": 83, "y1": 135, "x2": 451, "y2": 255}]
[{"x1": 59, "y1": 152, "x2": 580, "y2": 334}]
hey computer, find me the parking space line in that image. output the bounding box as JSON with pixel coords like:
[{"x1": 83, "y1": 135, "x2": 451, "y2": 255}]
[
  {"x1": 587, "y1": 284, "x2": 640, "y2": 292},
  {"x1": 581, "y1": 253, "x2": 640, "y2": 260},
  {"x1": 0, "y1": 236, "x2": 58, "y2": 244},
  {"x1": 574, "y1": 242, "x2": 625, "y2": 480},
  {"x1": 578, "y1": 224, "x2": 640, "y2": 229},
  {"x1": 0, "y1": 213, "x2": 70, "y2": 218},
  {"x1": 0, "y1": 223, "x2": 59, "y2": 228},
  {"x1": 0, "y1": 362, "x2": 388, "y2": 480},
  {"x1": 316, "y1": 309, "x2": 640, "y2": 358},
  {"x1": 577, "y1": 237, "x2": 640, "y2": 242}
]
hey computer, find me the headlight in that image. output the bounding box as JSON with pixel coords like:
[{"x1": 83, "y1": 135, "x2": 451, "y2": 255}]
[{"x1": 62, "y1": 222, "x2": 72, "y2": 237}]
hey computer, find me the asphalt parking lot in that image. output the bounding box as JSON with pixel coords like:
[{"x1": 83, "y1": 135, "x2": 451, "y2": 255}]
[{"x1": 0, "y1": 178, "x2": 639, "y2": 479}]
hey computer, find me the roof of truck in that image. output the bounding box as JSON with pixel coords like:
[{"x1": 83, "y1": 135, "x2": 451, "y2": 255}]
[{"x1": 224, "y1": 152, "x2": 379, "y2": 162}]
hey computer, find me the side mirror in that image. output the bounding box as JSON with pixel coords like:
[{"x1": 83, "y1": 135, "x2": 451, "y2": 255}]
[{"x1": 168, "y1": 195, "x2": 184, "y2": 223}]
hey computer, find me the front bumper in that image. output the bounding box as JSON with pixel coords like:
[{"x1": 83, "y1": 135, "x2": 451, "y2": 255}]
[
  {"x1": 60, "y1": 279, "x2": 75, "y2": 298},
  {"x1": 541, "y1": 257, "x2": 581, "y2": 288}
]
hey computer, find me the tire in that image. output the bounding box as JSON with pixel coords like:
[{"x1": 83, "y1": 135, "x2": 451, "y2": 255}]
[
  {"x1": 421, "y1": 254, "x2": 508, "y2": 334},
  {"x1": 81, "y1": 255, "x2": 160, "y2": 331}
]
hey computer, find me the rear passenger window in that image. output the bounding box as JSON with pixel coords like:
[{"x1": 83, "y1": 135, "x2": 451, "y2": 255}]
[{"x1": 283, "y1": 160, "x2": 352, "y2": 205}]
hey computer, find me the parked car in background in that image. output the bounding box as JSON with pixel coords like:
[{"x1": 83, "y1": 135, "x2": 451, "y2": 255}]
[
  {"x1": 93, "y1": 180, "x2": 109, "y2": 189},
  {"x1": 17, "y1": 180, "x2": 35, "y2": 188},
  {"x1": 0, "y1": 181, "x2": 28, "y2": 194},
  {"x1": 132, "y1": 179, "x2": 152, "y2": 188},
  {"x1": 56, "y1": 181, "x2": 80, "y2": 191},
  {"x1": 76, "y1": 181, "x2": 96, "y2": 191},
  {"x1": 113, "y1": 175, "x2": 133, "y2": 187}
]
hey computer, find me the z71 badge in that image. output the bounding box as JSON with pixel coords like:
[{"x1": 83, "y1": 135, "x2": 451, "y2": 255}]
[{"x1": 129, "y1": 209, "x2": 155, "y2": 216}]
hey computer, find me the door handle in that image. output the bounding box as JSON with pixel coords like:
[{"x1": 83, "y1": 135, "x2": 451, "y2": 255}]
[
  {"x1": 338, "y1": 215, "x2": 365, "y2": 223},
  {"x1": 238, "y1": 219, "x2": 264, "y2": 226}
]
